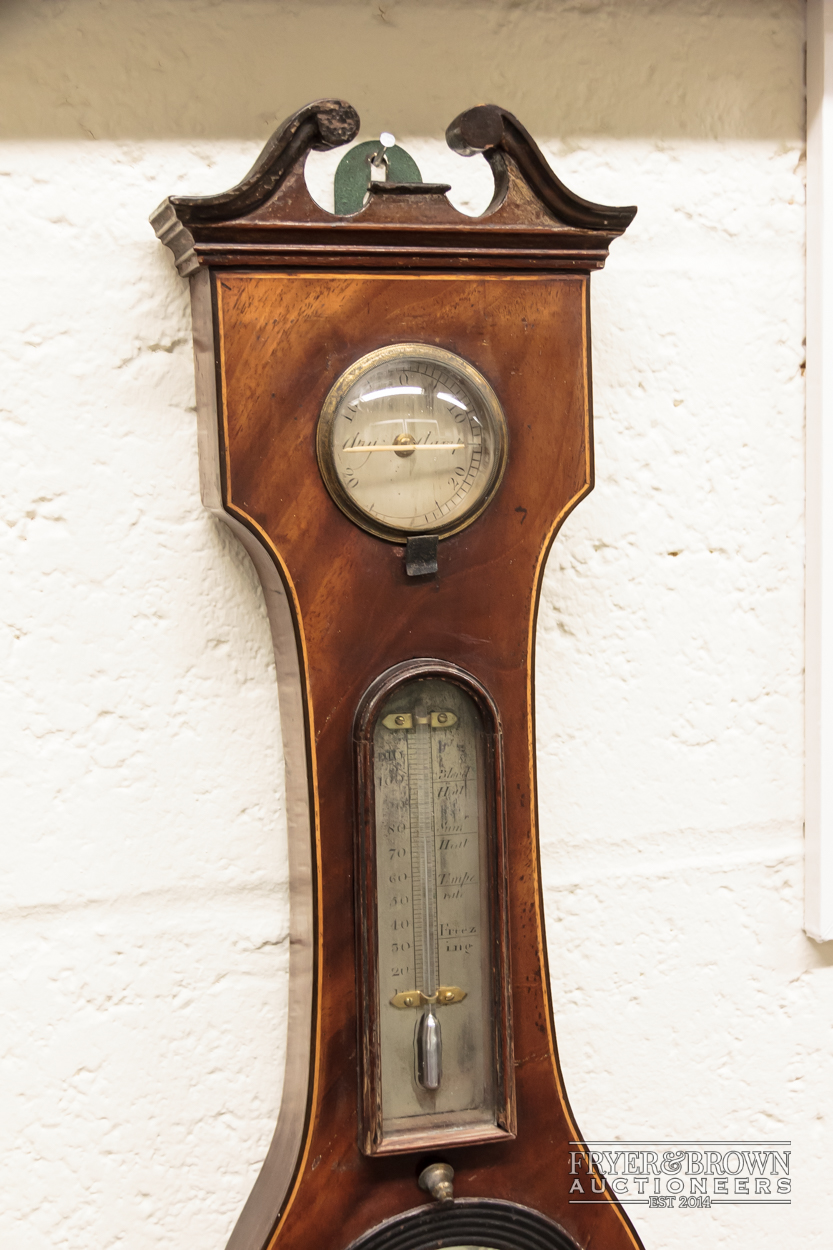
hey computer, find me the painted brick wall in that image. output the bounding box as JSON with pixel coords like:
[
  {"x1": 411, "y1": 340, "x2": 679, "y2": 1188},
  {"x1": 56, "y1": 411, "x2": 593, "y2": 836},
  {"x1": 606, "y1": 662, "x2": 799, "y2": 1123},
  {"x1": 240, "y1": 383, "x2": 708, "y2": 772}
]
[{"x1": 0, "y1": 2, "x2": 819, "y2": 1248}]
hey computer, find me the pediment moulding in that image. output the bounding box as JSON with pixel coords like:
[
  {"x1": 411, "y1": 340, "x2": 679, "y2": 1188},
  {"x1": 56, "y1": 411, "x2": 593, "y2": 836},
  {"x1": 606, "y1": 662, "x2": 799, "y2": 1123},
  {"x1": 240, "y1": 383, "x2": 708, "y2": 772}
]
[{"x1": 151, "y1": 98, "x2": 636, "y2": 276}]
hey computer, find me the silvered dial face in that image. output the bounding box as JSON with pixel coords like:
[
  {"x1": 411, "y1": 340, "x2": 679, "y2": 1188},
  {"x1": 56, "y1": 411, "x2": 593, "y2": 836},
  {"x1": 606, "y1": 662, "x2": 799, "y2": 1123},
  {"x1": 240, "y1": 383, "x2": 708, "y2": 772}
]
[{"x1": 317, "y1": 345, "x2": 507, "y2": 541}]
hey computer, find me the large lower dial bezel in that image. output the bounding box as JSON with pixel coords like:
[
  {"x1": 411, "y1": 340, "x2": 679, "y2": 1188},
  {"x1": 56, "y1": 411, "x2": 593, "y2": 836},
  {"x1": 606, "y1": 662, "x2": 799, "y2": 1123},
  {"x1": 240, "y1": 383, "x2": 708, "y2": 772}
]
[{"x1": 316, "y1": 343, "x2": 509, "y2": 542}]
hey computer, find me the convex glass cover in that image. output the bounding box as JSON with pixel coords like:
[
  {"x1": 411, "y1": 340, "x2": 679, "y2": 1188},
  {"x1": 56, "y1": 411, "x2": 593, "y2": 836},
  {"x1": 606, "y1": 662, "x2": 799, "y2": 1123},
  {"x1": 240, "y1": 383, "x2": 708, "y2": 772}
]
[{"x1": 317, "y1": 344, "x2": 508, "y2": 541}]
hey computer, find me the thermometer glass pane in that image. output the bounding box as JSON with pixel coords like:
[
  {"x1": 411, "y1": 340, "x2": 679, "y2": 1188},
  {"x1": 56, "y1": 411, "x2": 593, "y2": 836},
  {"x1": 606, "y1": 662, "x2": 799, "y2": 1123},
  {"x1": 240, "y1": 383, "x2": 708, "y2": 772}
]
[{"x1": 373, "y1": 678, "x2": 496, "y2": 1139}]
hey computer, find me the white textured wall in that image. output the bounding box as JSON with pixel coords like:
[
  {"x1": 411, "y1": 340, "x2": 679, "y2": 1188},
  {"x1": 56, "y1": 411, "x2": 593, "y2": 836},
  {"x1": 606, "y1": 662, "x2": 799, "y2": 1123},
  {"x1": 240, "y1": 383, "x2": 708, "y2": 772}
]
[{"x1": 0, "y1": 2, "x2": 817, "y2": 1249}]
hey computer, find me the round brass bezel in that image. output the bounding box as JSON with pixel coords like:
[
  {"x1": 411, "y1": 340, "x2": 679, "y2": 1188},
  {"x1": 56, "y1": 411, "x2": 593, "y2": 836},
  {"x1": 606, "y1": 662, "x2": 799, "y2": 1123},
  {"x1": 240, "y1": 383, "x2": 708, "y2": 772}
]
[{"x1": 316, "y1": 343, "x2": 508, "y2": 543}]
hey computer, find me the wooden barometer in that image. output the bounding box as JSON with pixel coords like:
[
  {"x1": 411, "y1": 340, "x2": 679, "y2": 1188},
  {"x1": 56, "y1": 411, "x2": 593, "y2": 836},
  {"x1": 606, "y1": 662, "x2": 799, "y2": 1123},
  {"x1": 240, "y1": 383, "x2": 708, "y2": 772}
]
[{"x1": 152, "y1": 98, "x2": 641, "y2": 1250}]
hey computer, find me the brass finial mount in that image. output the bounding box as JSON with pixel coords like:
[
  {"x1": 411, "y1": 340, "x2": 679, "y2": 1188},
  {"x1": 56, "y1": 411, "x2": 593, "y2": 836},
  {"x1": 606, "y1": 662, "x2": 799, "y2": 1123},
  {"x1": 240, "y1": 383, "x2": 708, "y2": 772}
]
[{"x1": 418, "y1": 1161, "x2": 455, "y2": 1203}]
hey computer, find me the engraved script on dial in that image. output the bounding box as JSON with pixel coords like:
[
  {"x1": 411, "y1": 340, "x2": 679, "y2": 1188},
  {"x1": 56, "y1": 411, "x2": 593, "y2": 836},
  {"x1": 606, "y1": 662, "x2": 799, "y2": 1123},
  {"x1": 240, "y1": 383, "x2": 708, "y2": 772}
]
[{"x1": 316, "y1": 344, "x2": 508, "y2": 541}]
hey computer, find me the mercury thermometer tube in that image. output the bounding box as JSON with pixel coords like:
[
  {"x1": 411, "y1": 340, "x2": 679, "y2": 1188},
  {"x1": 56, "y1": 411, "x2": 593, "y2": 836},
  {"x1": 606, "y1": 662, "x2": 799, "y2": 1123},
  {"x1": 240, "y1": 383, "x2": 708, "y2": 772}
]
[{"x1": 408, "y1": 707, "x2": 442, "y2": 1089}]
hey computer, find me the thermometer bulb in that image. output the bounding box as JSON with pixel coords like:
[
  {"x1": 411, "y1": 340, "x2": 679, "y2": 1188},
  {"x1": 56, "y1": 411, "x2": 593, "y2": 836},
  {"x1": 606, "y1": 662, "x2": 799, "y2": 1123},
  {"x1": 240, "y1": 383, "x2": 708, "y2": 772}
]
[{"x1": 416, "y1": 1006, "x2": 442, "y2": 1090}]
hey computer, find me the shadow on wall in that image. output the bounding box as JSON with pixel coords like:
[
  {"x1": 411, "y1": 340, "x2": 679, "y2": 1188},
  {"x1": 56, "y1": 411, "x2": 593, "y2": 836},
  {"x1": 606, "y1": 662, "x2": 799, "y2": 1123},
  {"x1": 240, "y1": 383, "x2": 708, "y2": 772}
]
[{"x1": 0, "y1": 0, "x2": 804, "y2": 143}]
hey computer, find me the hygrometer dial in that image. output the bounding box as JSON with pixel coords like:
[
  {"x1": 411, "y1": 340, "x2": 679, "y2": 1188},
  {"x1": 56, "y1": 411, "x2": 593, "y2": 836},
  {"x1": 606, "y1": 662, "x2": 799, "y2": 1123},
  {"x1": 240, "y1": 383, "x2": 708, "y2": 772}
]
[{"x1": 317, "y1": 344, "x2": 508, "y2": 541}]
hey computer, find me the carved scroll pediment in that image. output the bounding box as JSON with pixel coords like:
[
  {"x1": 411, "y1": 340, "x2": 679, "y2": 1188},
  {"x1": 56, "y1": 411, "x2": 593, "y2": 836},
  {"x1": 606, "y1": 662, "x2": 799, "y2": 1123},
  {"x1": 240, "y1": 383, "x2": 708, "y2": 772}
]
[{"x1": 151, "y1": 98, "x2": 636, "y2": 275}]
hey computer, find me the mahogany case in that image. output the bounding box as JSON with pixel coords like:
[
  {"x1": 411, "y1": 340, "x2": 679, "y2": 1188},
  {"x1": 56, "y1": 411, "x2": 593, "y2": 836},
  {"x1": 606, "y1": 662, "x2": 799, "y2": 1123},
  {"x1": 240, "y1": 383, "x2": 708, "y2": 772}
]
[{"x1": 152, "y1": 99, "x2": 641, "y2": 1250}]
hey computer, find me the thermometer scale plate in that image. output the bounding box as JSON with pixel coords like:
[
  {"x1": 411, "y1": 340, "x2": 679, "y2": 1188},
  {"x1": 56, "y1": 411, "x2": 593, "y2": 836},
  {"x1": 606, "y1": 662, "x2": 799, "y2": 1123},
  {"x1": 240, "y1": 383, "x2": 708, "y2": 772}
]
[{"x1": 356, "y1": 661, "x2": 515, "y2": 1156}]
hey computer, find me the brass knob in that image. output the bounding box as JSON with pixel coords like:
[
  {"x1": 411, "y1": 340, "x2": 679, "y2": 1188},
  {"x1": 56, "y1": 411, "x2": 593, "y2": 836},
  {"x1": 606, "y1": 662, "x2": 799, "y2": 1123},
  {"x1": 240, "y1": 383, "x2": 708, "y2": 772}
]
[{"x1": 418, "y1": 1161, "x2": 454, "y2": 1203}]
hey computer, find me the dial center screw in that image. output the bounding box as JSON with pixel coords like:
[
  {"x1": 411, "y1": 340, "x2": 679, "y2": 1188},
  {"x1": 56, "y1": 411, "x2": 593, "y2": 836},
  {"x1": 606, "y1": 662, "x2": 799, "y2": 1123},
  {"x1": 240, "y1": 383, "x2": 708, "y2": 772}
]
[{"x1": 393, "y1": 433, "x2": 416, "y2": 458}]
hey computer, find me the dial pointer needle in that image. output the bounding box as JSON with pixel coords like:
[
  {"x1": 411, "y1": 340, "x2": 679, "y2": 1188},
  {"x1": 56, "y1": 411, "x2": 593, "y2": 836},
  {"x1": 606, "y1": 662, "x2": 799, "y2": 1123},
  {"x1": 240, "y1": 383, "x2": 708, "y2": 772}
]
[{"x1": 342, "y1": 443, "x2": 464, "y2": 452}]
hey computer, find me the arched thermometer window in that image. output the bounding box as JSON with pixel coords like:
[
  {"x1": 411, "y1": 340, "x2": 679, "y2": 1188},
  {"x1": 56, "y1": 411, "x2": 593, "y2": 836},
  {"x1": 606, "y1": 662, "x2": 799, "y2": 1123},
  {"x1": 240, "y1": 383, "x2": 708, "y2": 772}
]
[{"x1": 355, "y1": 662, "x2": 515, "y2": 1156}]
